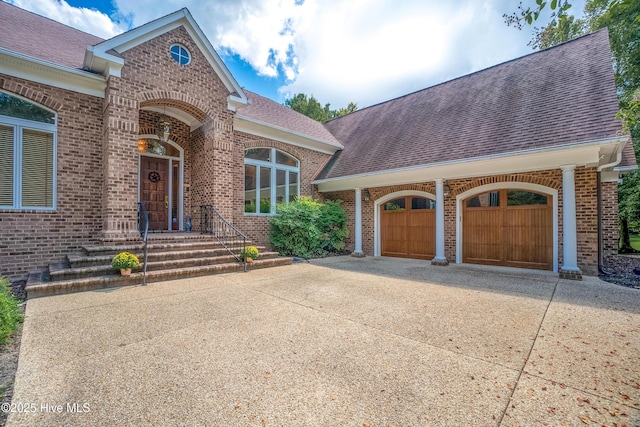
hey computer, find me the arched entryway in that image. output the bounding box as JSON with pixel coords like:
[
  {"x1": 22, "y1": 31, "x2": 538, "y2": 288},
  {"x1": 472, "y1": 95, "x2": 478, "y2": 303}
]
[
  {"x1": 457, "y1": 183, "x2": 558, "y2": 271},
  {"x1": 375, "y1": 191, "x2": 436, "y2": 260}
]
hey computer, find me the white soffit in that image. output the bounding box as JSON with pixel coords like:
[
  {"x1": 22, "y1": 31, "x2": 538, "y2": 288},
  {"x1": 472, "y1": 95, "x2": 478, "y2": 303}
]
[
  {"x1": 234, "y1": 114, "x2": 343, "y2": 155},
  {"x1": 0, "y1": 48, "x2": 106, "y2": 98},
  {"x1": 314, "y1": 137, "x2": 627, "y2": 192}
]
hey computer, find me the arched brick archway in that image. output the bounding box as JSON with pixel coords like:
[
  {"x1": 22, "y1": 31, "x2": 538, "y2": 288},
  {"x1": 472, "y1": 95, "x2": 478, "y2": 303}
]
[{"x1": 456, "y1": 181, "x2": 559, "y2": 272}]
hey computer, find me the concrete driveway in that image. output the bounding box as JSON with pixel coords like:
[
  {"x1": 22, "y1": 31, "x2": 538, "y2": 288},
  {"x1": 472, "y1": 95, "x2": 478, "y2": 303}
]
[{"x1": 6, "y1": 257, "x2": 640, "y2": 426}]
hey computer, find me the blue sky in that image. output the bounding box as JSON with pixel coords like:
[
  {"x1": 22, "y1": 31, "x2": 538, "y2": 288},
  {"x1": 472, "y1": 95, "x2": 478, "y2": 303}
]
[{"x1": 8, "y1": 0, "x2": 585, "y2": 109}]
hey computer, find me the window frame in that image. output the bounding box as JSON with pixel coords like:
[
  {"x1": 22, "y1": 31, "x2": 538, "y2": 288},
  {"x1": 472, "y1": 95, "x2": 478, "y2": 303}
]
[
  {"x1": 170, "y1": 44, "x2": 191, "y2": 66},
  {"x1": 244, "y1": 148, "x2": 300, "y2": 215},
  {"x1": 0, "y1": 109, "x2": 57, "y2": 211}
]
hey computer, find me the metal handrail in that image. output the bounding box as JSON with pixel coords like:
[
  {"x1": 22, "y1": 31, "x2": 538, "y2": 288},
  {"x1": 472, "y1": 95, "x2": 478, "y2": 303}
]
[
  {"x1": 137, "y1": 202, "x2": 149, "y2": 285},
  {"x1": 200, "y1": 204, "x2": 247, "y2": 271}
]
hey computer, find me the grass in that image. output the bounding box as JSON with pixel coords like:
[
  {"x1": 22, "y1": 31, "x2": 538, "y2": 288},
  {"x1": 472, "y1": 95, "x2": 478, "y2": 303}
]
[
  {"x1": 632, "y1": 234, "x2": 640, "y2": 251},
  {"x1": 0, "y1": 277, "x2": 23, "y2": 345}
]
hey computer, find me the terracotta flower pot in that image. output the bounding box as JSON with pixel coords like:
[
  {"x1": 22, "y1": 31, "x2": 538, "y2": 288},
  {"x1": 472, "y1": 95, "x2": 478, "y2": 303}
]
[
  {"x1": 246, "y1": 257, "x2": 253, "y2": 263},
  {"x1": 120, "y1": 268, "x2": 132, "y2": 276}
]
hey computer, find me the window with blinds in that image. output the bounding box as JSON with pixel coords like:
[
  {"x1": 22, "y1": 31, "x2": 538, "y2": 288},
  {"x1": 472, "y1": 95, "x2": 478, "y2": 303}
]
[{"x1": 0, "y1": 91, "x2": 56, "y2": 210}]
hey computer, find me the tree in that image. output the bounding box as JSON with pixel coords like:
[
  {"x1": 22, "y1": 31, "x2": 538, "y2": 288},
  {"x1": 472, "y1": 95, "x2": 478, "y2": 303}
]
[
  {"x1": 503, "y1": 0, "x2": 631, "y2": 30},
  {"x1": 284, "y1": 93, "x2": 357, "y2": 122},
  {"x1": 509, "y1": 0, "x2": 640, "y2": 252}
]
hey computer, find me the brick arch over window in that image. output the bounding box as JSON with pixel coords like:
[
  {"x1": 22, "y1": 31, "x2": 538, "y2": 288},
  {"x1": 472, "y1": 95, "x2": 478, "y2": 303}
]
[
  {"x1": 0, "y1": 81, "x2": 62, "y2": 112},
  {"x1": 370, "y1": 183, "x2": 436, "y2": 201},
  {"x1": 452, "y1": 174, "x2": 561, "y2": 197},
  {"x1": 243, "y1": 139, "x2": 308, "y2": 162}
]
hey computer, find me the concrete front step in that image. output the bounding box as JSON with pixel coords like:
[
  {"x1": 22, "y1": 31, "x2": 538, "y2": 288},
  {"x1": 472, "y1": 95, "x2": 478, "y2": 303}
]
[
  {"x1": 53, "y1": 251, "x2": 281, "y2": 281},
  {"x1": 68, "y1": 246, "x2": 268, "y2": 268},
  {"x1": 83, "y1": 241, "x2": 239, "y2": 257},
  {"x1": 27, "y1": 256, "x2": 293, "y2": 298}
]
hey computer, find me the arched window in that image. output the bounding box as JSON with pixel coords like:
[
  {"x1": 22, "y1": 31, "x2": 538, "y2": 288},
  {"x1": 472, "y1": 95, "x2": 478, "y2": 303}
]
[
  {"x1": 244, "y1": 148, "x2": 299, "y2": 214},
  {"x1": 0, "y1": 91, "x2": 57, "y2": 210}
]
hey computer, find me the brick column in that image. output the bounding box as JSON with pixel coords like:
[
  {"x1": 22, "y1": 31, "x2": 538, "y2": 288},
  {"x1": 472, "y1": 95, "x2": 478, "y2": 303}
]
[{"x1": 100, "y1": 78, "x2": 141, "y2": 243}]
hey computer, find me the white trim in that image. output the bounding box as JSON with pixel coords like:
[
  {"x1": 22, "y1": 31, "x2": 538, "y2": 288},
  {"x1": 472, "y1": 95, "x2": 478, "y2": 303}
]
[
  {"x1": 0, "y1": 96, "x2": 58, "y2": 211},
  {"x1": 560, "y1": 165, "x2": 579, "y2": 272},
  {"x1": 433, "y1": 179, "x2": 447, "y2": 263},
  {"x1": 455, "y1": 182, "x2": 559, "y2": 272},
  {"x1": 373, "y1": 190, "x2": 436, "y2": 257},
  {"x1": 353, "y1": 188, "x2": 363, "y2": 254},
  {"x1": 235, "y1": 114, "x2": 343, "y2": 155},
  {"x1": 243, "y1": 148, "x2": 300, "y2": 215},
  {"x1": 137, "y1": 135, "x2": 184, "y2": 231},
  {"x1": 0, "y1": 48, "x2": 106, "y2": 98},
  {"x1": 314, "y1": 136, "x2": 628, "y2": 192}
]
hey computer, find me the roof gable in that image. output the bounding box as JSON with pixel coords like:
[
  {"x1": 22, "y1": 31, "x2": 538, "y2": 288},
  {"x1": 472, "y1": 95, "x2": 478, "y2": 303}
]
[
  {"x1": 84, "y1": 8, "x2": 247, "y2": 109},
  {"x1": 316, "y1": 29, "x2": 627, "y2": 183}
]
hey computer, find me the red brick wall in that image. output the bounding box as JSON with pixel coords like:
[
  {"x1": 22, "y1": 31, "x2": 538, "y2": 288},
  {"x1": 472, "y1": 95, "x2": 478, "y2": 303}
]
[
  {"x1": 0, "y1": 76, "x2": 103, "y2": 280},
  {"x1": 600, "y1": 180, "x2": 619, "y2": 259}
]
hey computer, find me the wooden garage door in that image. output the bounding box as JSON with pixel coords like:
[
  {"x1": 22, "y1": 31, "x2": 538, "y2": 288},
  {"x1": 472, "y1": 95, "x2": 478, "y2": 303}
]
[
  {"x1": 381, "y1": 196, "x2": 436, "y2": 260},
  {"x1": 462, "y1": 189, "x2": 552, "y2": 270}
]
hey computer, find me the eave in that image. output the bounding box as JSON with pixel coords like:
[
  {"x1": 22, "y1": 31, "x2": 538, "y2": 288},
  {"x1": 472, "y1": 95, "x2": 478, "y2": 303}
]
[
  {"x1": 0, "y1": 48, "x2": 106, "y2": 98},
  {"x1": 314, "y1": 136, "x2": 630, "y2": 192}
]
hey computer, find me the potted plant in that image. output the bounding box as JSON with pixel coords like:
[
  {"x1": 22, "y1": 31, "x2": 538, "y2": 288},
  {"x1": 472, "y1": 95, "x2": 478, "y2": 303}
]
[
  {"x1": 111, "y1": 252, "x2": 140, "y2": 275},
  {"x1": 239, "y1": 246, "x2": 259, "y2": 263}
]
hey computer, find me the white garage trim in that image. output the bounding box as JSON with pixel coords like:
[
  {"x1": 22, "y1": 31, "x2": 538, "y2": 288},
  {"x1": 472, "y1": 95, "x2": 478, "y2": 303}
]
[{"x1": 455, "y1": 182, "x2": 559, "y2": 272}]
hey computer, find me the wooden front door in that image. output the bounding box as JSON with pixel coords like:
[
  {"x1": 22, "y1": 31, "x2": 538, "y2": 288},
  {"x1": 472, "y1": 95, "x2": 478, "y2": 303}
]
[
  {"x1": 380, "y1": 196, "x2": 436, "y2": 260},
  {"x1": 141, "y1": 156, "x2": 169, "y2": 230},
  {"x1": 462, "y1": 189, "x2": 553, "y2": 270}
]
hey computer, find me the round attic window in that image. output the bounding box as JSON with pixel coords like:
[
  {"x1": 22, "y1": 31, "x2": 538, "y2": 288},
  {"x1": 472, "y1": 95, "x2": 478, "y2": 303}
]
[{"x1": 170, "y1": 44, "x2": 191, "y2": 65}]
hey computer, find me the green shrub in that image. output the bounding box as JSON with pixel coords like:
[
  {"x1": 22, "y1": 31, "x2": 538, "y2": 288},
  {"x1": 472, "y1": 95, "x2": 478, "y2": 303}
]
[
  {"x1": 269, "y1": 197, "x2": 349, "y2": 258},
  {"x1": 111, "y1": 252, "x2": 140, "y2": 270},
  {"x1": 0, "y1": 277, "x2": 23, "y2": 346}
]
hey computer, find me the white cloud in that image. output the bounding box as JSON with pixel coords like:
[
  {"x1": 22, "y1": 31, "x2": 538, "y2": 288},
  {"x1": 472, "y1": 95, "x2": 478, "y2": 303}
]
[
  {"x1": 10, "y1": 0, "x2": 555, "y2": 108},
  {"x1": 8, "y1": 0, "x2": 128, "y2": 39}
]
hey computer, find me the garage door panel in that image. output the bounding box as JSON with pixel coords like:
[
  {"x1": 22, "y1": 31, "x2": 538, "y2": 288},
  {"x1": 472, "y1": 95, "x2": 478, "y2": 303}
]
[
  {"x1": 463, "y1": 189, "x2": 552, "y2": 270},
  {"x1": 381, "y1": 210, "x2": 407, "y2": 256},
  {"x1": 381, "y1": 196, "x2": 435, "y2": 259},
  {"x1": 504, "y1": 206, "x2": 552, "y2": 269},
  {"x1": 407, "y1": 210, "x2": 435, "y2": 259},
  {"x1": 463, "y1": 209, "x2": 502, "y2": 263}
]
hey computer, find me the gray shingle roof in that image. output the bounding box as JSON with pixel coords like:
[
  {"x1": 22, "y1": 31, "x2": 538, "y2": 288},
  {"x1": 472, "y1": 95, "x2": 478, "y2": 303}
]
[
  {"x1": 0, "y1": 1, "x2": 103, "y2": 69},
  {"x1": 239, "y1": 90, "x2": 343, "y2": 148},
  {"x1": 316, "y1": 29, "x2": 627, "y2": 180}
]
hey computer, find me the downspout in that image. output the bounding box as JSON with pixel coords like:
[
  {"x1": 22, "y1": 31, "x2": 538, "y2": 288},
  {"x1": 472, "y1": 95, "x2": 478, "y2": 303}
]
[{"x1": 596, "y1": 152, "x2": 622, "y2": 274}]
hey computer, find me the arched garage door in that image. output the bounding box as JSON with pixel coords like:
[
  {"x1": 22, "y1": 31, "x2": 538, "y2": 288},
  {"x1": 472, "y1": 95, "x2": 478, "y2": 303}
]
[
  {"x1": 462, "y1": 189, "x2": 553, "y2": 270},
  {"x1": 380, "y1": 196, "x2": 436, "y2": 260}
]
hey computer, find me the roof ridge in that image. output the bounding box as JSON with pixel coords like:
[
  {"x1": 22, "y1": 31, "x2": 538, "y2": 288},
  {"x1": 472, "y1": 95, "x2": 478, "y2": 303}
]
[{"x1": 325, "y1": 28, "x2": 609, "y2": 124}]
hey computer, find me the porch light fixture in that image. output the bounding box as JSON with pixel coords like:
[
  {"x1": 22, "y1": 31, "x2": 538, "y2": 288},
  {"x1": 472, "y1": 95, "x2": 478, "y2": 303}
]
[
  {"x1": 362, "y1": 188, "x2": 370, "y2": 201},
  {"x1": 443, "y1": 183, "x2": 451, "y2": 197},
  {"x1": 158, "y1": 113, "x2": 171, "y2": 142}
]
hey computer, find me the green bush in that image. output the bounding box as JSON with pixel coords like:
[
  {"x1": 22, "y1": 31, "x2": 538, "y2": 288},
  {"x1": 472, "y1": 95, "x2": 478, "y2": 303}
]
[
  {"x1": 269, "y1": 197, "x2": 349, "y2": 258},
  {"x1": 0, "y1": 277, "x2": 23, "y2": 346}
]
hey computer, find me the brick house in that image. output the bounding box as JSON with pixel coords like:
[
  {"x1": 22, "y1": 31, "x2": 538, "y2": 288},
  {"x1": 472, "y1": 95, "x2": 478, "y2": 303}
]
[{"x1": 0, "y1": 3, "x2": 635, "y2": 283}]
